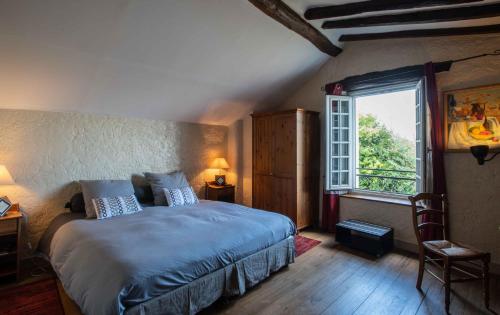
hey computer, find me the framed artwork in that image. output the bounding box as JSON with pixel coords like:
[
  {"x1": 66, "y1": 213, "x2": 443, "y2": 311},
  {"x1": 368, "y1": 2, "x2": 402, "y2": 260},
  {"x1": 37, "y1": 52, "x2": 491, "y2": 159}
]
[
  {"x1": 0, "y1": 197, "x2": 12, "y2": 217},
  {"x1": 215, "y1": 175, "x2": 226, "y2": 186},
  {"x1": 444, "y1": 84, "x2": 500, "y2": 151}
]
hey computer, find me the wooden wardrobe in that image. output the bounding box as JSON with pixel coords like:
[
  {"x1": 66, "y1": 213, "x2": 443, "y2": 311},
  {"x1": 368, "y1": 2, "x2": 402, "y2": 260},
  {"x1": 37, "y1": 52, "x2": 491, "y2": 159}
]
[{"x1": 252, "y1": 108, "x2": 320, "y2": 230}]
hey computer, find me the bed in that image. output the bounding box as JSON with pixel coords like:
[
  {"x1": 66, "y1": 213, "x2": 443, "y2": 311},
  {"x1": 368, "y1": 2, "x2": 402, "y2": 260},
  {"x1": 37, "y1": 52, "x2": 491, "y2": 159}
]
[{"x1": 38, "y1": 200, "x2": 296, "y2": 315}]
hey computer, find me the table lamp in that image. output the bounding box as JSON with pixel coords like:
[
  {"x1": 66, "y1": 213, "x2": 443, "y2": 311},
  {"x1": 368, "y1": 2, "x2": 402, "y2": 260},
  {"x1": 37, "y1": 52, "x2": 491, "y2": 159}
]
[
  {"x1": 0, "y1": 165, "x2": 15, "y2": 216},
  {"x1": 210, "y1": 158, "x2": 229, "y2": 186},
  {"x1": 0, "y1": 165, "x2": 14, "y2": 186}
]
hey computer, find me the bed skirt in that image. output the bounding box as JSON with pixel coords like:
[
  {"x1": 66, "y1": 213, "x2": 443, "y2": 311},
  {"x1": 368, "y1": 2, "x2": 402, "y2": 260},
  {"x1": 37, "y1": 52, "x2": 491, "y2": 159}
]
[{"x1": 125, "y1": 236, "x2": 295, "y2": 315}]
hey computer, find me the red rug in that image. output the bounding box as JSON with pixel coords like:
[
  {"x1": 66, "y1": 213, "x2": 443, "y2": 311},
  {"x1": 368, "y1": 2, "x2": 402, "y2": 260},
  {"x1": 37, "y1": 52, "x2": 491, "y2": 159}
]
[
  {"x1": 295, "y1": 235, "x2": 321, "y2": 257},
  {"x1": 0, "y1": 278, "x2": 64, "y2": 315}
]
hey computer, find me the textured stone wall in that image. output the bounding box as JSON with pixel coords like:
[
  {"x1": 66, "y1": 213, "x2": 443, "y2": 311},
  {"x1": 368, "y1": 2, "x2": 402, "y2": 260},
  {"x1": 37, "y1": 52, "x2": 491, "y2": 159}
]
[
  {"x1": 0, "y1": 109, "x2": 227, "y2": 251},
  {"x1": 279, "y1": 34, "x2": 500, "y2": 267}
]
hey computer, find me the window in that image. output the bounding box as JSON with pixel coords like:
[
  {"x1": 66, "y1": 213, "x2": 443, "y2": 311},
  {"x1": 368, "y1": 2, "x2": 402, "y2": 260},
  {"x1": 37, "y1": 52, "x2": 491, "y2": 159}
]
[{"x1": 325, "y1": 82, "x2": 425, "y2": 196}]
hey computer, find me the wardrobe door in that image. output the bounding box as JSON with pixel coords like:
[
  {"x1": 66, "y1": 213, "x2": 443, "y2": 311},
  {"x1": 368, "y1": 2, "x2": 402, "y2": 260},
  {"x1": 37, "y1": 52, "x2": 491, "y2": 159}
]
[
  {"x1": 253, "y1": 116, "x2": 273, "y2": 176},
  {"x1": 272, "y1": 113, "x2": 297, "y2": 178},
  {"x1": 253, "y1": 116, "x2": 273, "y2": 209},
  {"x1": 270, "y1": 113, "x2": 297, "y2": 218},
  {"x1": 253, "y1": 174, "x2": 273, "y2": 211},
  {"x1": 272, "y1": 176, "x2": 296, "y2": 221},
  {"x1": 253, "y1": 116, "x2": 273, "y2": 175}
]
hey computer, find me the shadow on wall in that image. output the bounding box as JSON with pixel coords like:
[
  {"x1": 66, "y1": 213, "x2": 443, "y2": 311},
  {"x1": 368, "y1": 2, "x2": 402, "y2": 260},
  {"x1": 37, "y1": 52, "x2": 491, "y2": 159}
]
[
  {"x1": 0, "y1": 109, "x2": 228, "y2": 255},
  {"x1": 177, "y1": 123, "x2": 227, "y2": 197},
  {"x1": 1, "y1": 181, "x2": 81, "y2": 253},
  {"x1": 227, "y1": 120, "x2": 244, "y2": 203},
  {"x1": 195, "y1": 101, "x2": 254, "y2": 126}
]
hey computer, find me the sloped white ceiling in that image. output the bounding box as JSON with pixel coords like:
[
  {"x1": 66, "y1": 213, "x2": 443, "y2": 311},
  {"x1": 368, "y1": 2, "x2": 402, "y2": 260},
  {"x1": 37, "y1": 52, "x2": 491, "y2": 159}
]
[{"x1": 0, "y1": 0, "x2": 329, "y2": 125}]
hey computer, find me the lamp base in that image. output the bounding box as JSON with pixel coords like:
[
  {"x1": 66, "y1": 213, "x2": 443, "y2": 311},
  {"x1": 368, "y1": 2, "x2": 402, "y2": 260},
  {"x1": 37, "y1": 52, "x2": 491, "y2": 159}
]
[{"x1": 215, "y1": 175, "x2": 226, "y2": 186}]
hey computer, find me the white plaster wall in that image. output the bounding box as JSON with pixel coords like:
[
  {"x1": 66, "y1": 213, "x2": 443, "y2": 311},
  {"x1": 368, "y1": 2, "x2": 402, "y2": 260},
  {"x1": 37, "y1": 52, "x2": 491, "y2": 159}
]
[
  {"x1": 227, "y1": 115, "x2": 253, "y2": 207},
  {"x1": 280, "y1": 34, "x2": 500, "y2": 265},
  {"x1": 339, "y1": 198, "x2": 416, "y2": 247},
  {"x1": 0, "y1": 109, "x2": 227, "y2": 251},
  {"x1": 242, "y1": 116, "x2": 253, "y2": 207},
  {"x1": 227, "y1": 120, "x2": 243, "y2": 203}
]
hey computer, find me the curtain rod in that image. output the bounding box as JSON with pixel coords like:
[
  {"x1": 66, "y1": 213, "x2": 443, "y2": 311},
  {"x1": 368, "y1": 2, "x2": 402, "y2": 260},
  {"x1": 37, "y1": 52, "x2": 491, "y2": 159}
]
[
  {"x1": 451, "y1": 49, "x2": 500, "y2": 63},
  {"x1": 320, "y1": 49, "x2": 500, "y2": 92}
]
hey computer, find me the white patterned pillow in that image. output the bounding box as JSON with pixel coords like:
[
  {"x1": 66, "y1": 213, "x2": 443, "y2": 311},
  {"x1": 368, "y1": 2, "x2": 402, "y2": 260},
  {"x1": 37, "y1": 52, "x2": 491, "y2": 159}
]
[
  {"x1": 163, "y1": 186, "x2": 199, "y2": 207},
  {"x1": 91, "y1": 195, "x2": 142, "y2": 220}
]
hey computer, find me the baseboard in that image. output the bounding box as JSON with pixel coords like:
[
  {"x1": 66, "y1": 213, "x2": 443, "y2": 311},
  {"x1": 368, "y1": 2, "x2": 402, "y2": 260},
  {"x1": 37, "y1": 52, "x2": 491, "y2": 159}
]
[
  {"x1": 393, "y1": 239, "x2": 500, "y2": 276},
  {"x1": 394, "y1": 239, "x2": 418, "y2": 254}
]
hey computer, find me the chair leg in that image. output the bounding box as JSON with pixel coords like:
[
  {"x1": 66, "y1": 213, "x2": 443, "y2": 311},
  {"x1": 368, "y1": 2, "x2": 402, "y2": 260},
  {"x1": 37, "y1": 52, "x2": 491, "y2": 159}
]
[
  {"x1": 444, "y1": 259, "x2": 451, "y2": 314},
  {"x1": 483, "y1": 257, "x2": 490, "y2": 310},
  {"x1": 416, "y1": 250, "x2": 424, "y2": 290}
]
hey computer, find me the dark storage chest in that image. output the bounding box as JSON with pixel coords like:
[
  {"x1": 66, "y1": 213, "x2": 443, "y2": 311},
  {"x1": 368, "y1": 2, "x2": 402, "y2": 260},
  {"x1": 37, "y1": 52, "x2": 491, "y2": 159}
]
[{"x1": 335, "y1": 219, "x2": 393, "y2": 257}]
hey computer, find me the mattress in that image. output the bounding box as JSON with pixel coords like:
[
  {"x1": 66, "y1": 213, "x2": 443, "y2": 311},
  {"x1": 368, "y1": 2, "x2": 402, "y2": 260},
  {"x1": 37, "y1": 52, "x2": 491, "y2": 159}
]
[{"x1": 40, "y1": 200, "x2": 296, "y2": 315}]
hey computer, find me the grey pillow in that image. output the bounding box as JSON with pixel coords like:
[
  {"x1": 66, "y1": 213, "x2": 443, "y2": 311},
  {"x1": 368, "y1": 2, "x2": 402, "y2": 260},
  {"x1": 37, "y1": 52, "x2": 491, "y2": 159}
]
[
  {"x1": 80, "y1": 180, "x2": 135, "y2": 218},
  {"x1": 144, "y1": 171, "x2": 189, "y2": 206}
]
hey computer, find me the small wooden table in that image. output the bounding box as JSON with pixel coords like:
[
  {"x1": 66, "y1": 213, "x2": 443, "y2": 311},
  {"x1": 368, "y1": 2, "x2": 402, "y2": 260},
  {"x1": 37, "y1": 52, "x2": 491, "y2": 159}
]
[
  {"x1": 0, "y1": 204, "x2": 22, "y2": 282},
  {"x1": 205, "y1": 182, "x2": 235, "y2": 203}
]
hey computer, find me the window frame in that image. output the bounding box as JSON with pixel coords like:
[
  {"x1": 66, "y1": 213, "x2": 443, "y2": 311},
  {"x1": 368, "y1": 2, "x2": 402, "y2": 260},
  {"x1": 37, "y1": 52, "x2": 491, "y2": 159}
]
[
  {"x1": 325, "y1": 95, "x2": 355, "y2": 191},
  {"x1": 325, "y1": 81, "x2": 426, "y2": 196},
  {"x1": 414, "y1": 80, "x2": 426, "y2": 194}
]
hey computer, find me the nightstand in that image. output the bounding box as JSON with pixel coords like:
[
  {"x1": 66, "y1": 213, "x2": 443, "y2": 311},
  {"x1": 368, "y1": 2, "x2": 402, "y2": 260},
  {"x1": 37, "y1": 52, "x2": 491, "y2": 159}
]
[
  {"x1": 0, "y1": 204, "x2": 22, "y2": 282},
  {"x1": 205, "y1": 182, "x2": 235, "y2": 203}
]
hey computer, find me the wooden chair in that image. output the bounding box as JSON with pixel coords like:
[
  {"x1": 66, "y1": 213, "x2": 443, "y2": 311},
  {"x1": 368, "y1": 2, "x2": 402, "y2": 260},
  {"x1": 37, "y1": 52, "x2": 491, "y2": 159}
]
[{"x1": 408, "y1": 193, "x2": 490, "y2": 314}]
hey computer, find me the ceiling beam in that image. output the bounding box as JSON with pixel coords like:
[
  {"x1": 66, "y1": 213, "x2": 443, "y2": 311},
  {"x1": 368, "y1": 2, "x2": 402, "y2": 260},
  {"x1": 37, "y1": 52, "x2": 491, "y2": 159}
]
[
  {"x1": 322, "y1": 3, "x2": 500, "y2": 29},
  {"x1": 339, "y1": 24, "x2": 500, "y2": 41},
  {"x1": 305, "y1": 0, "x2": 483, "y2": 20},
  {"x1": 248, "y1": 0, "x2": 342, "y2": 56}
]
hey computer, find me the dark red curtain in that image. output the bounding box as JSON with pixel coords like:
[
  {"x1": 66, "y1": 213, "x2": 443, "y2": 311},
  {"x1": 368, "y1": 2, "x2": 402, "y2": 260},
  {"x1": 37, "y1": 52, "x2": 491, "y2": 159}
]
[
  {"x1": 423, "y1": 62, "x2": 447, "y2": 241},
  {"x1": 322, "y1": 192, "x2": 339, "y2": 232}
]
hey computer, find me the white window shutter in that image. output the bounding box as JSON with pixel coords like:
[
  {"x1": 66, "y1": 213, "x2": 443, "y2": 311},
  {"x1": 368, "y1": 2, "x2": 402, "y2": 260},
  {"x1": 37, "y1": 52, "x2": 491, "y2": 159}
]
[
  {"x1": 415, "y1": 80, "x2": 426, "y2": 193},
  {"x1": 325, "y1": 95, "x2": 354, "y2": 191}
]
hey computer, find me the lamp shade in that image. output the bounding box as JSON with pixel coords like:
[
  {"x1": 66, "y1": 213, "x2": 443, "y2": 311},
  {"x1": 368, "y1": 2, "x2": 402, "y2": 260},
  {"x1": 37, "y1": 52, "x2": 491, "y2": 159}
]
[
  {"x1": 210, "y1": 158, "x2": 229, "y2": 170},
  {"x1": 0, "y1": 165, "x2": 15, "y2": 185}
]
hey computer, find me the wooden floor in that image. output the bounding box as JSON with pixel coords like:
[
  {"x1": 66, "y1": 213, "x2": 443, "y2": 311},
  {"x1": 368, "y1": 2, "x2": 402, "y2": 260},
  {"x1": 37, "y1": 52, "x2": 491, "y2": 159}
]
[
  {"x1": 201, "y1": 231, "x2": 498, "y2": 315},
  {"x1": 6, "y1": 231, "x2": 498, "y2": 315}
]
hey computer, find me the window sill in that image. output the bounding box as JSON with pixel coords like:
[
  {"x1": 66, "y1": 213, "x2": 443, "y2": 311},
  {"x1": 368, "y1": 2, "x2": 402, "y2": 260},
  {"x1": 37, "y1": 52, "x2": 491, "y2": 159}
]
[{"x1": 340, "y1": 193, "x2": 412, "y2": 207}]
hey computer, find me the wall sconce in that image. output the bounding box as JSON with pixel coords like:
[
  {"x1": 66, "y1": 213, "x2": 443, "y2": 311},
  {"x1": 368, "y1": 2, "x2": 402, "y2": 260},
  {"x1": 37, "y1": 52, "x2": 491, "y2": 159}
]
[{"x1": 470, "y1": 145, "x2": 500, "y2": 165}]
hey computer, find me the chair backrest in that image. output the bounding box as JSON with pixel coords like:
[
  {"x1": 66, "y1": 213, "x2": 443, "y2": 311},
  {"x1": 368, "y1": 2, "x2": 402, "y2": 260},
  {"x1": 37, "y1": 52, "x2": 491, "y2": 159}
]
[{"x1": 408, "y1": 193, "x2": 449, "y2": 246}]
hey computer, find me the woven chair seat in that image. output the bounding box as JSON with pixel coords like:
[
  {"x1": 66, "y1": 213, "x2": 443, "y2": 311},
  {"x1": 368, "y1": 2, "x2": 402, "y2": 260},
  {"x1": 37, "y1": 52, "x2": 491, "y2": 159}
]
[{"x1": 423, "y1": 240, "x2": 486, "y2": 258}]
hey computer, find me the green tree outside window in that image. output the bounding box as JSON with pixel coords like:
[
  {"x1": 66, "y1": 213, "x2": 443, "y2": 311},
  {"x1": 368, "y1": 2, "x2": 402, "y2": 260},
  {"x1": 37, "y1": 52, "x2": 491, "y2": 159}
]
[{"x1": 358, "y1": 114, "x2": 416, "y2": 195}]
